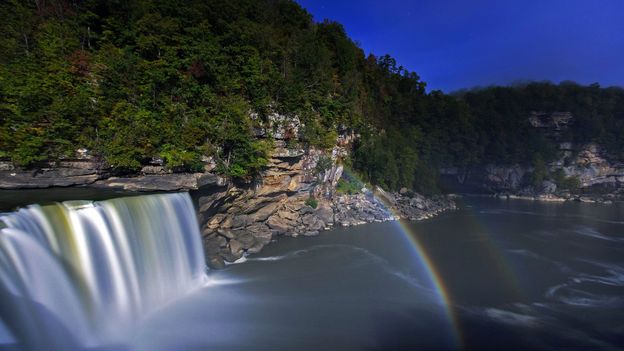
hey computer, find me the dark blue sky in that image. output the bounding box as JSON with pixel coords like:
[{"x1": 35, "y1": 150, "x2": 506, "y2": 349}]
[{"x1": 296, "y1": 0, "x2": 624, "y2": 92}]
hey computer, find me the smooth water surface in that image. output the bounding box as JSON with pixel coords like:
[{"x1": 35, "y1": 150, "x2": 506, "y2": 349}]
[{"x1": 132, "y1": 197, "x2": 624, "y2": 351}]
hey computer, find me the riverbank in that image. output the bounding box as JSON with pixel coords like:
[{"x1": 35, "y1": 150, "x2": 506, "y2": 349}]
[
  {"x1": 491, "y1": 192, "x2": 620, "y2": 204},
  {"x1": 199, "y1": 185, "x2": 456, "y2": 269}
]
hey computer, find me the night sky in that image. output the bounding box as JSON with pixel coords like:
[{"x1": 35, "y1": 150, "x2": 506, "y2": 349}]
[{"x1": 296, "y1": 0, "x2": 624, "y2": 92}]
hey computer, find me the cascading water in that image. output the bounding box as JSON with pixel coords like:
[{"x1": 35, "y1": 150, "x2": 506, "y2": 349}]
[{"x1": 0, "y1": 193, "x2": 207, "y2": 350}]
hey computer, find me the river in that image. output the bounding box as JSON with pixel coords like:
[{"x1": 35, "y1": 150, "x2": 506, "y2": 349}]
[
  {"x1": 134, "y1": 197, "x2": 624, "y2": 350},
  {"x1": 1, "y1": 194, "x2": 623, "y2": 350}
]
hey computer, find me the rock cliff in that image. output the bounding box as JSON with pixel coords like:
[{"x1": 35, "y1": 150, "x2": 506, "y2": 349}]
[
  {"x1": 440, "y1": 112, "x2": 624, "y2": 202},
  {"x1": 195, "y1": 139, "x2": 455, "y2": 268}
]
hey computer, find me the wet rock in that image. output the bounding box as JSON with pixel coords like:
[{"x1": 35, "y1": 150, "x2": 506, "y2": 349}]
[
  {"x1": 228, "y1": 240, "x2": 244, "y2": 257},
  {"x1": 236, "y1": 231, "x2": 256, "y2": 249},
  {"x1": 207, "y1": 256, "x2": 225, "y2": 270},
  {"x1": 204, "y1": 235, "x2": 227, "y2": 257},
  {"x1": 247, "y1": 242, "x2": 265, "y2": 254},
  {"x1": 203, "y1": 237, "x2": 223, "y2": 256}
]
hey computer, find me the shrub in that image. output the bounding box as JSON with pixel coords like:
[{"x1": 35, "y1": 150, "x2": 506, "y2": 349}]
[
  {"x1": 159, "y1": 144, "x2": 203, "y2": 172},
  {"x1": 336, "y1": 178, "x2": 361, "y2": 195},
  {"x1": 305, "y1": 197, "x2": 318, "y2": 209},
  {"x1": 552, "y1": 169, "x2": 581, "y2": 190}
]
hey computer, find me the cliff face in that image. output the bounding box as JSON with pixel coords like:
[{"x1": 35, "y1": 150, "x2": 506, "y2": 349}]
[
  {"x1": 196, "y1": 140, "x2": 455, "y2": 268},
  {"x1": 196, "y1": 142, "x2": 338, "y2": 268},
  {"x1": 440, "y1": 112, "x2": 624, "y2": 201},
  {"x1": 0, "y1": 154, "x2": 225, "y2": 191}
]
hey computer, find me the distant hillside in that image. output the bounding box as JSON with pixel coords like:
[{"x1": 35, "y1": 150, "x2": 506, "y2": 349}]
[{"x1": 1, "y1": 0, "x2": 623, "y2": 192}]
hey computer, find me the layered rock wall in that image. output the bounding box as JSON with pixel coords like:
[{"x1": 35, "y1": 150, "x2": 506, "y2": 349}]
[{"x1": 440, "y1": 111, "x2": 624, "y2": 202}]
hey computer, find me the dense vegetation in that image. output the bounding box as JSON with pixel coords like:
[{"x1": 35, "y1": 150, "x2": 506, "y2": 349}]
[{"x1": 1, "y1": 0, "x2": 623, "y2": 189}]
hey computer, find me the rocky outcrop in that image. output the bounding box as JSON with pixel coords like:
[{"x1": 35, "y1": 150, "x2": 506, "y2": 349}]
[
  {"x1": 441, "y1": 142, "x2": 624, "y2": 203},
  {"x1": 93, "y1": 173, "x2": 227, "y2": 191},
  {"x1": 440, "y1": 112, "x2": 624, "y2": 202},
  {"x1": 0, "y1": 115, "x2": 454, "y2": 269},
  {"x1": 198, "y1": 140, "x2": 456, "y2": 269},
  {"x1": 0, "y1": 159, "x2": 106, "y2": 189},
  {"x1": 0, "y1": 154, "x2": 224, "y2": 191}
]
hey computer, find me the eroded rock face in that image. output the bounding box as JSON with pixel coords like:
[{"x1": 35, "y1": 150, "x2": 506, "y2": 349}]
[
  {"x1": 0, "y1": 154, "x2": 225, "y2": 191},
  {"x1": 440, "y1": 141, "x2": 624, "y2": 198},
  {"x1": 196, "y1": 136, "x2": 457, "y2": 269}
]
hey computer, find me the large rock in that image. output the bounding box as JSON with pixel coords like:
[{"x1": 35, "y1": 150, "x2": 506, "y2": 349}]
[
  {"x1": 0, "y1": 170, "x2": 102, "y2": 189},
  {"x1": 227, "y1": 240, "x2": 244, "y2": 260},
  {"x1": 206, "y1": 256, "x2": 225, "y2": 270},
  {"x1": 315, "y1": 205, "x2": 334, "y2": 225},
  {"x1": 206, "y1": 213, "x2": 226, "y2": 229},
  {"x1": 249, "y1": 200, "x2": 283, "y2": 222},
  {"x1": 302, "y1": 215, "x2": 324, "y2": 231},
  {"x1": 266, "y1": 215, "x2": 295, "y2": 235},
  {"x1": 246, "y1": 223, "x2": 273, "y2": 245},
  {"x1": 94, "y1": 173, "x2": 211, "y2": 191},
  {"x1": 203, "y1": 236, "x2": 227, "y2": 255},
  {"x1": 236, "y1": 230, "x2": 256, "y2": 249},
  {"x1": 231, "y1": 214, "x2": 252, "y2": 229}
]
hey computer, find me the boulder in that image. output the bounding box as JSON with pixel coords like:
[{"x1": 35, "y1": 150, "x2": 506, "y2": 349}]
[
  {"x1": 299, "y1": 205, "x2": 314, "y2": 215},
  {"x1": 277, "y1": 210, "x2": 299, "y2": 221},
  {"x1": 206, "y1": 213, "x2": 226, "y2": 229},
  {"x1": 315, "y1": 205, "x2": 334, "y2": 225},
  {"x1": 228, "y1": 239, "x2": 244, "y2": 257},
  {"x1": 246, "y1": 242, "x2": 265, "y2": 254},
  {"x1": 217, "y1": 228, "x2": 236, "y2": 239},
  {"x1": 206, "y1": 256, "x2": 226, "y2": 270},
  {"x1": 220, "y1": 216, "x2": 233, "y2": 229},
  {"x1": 203, "y1": 237, "x2": 223, "y2": 256},
  {"x1": 236, "y1": 231, "x2": 256, "y2": 249},
  {"x1": 246, "y1": 223, "x2": 273, "y2": 245},
  {"x1": 266, "y1": 215, "x2": 295, "y2": 235},
  {"x1": 302, "y1": 215, "x2": 324, "y2": 231},
  {"x1": 231, "y1": 214, "x2": 252, "y2": 228},
  {"x1": 249, "y1": 201, "x2": 282, "y2": 222}
]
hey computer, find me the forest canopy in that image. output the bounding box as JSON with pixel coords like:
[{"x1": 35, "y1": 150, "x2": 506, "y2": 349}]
[{"x1": 1, "y1": 0, "x2": 623, "y2": 189}]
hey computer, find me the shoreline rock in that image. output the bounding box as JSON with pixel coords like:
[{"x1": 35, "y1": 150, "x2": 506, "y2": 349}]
[
  {"x1": 492, "y1": 192, "x2": 617, "y2": 204},
  {"x1": 199, "y1": 183, "x2": 457, "y2": 269}
]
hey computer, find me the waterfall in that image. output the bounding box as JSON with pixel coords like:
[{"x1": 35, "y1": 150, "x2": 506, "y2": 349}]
[{"x1": 0, "y1": 193, "x2": 207, "y2": 350}]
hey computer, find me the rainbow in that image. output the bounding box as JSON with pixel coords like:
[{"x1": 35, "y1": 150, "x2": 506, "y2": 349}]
[
  {"x1": 339, "y1": 168, "x2": 527, "y2": 349},
  {"x1": 339, "y1": 168, "x2": 464, "y2": 346},
  {"x1": 389, "y1": 215, "x2": 464, "y2": 349},
  {"x1": 375, "y1": 199, "x2": 524, "y2": 350}
]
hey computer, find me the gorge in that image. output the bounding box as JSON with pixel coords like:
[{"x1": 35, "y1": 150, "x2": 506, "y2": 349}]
[{"x1": 1, "y1": 0, "x2": 623, "y2": 350}]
